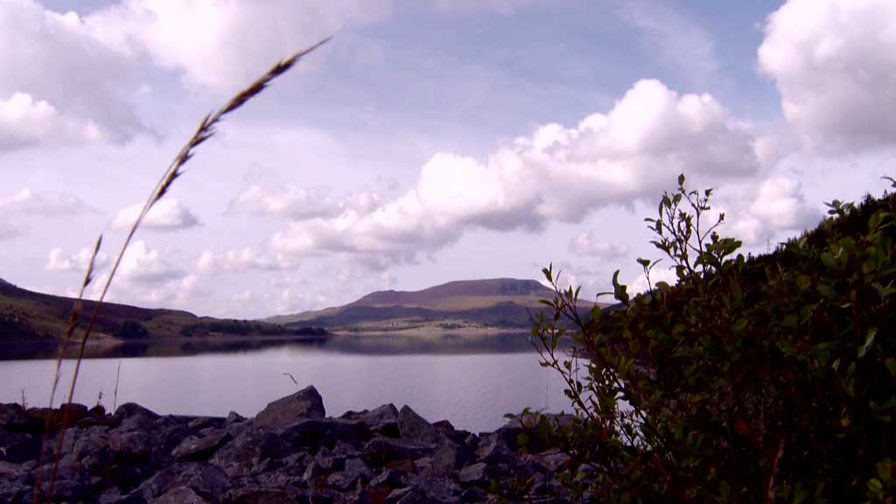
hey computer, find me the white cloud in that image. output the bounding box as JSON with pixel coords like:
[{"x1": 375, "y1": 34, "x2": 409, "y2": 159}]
[
  {"x1": 569, "y1": 231, "x2": 630, "y2": 258},
  {"x1": 45, "y1": 247, "x2": 109, "y2": 273},
  {"x1": 232, "y1": 185, "x2": 342, "y2": 221},
  {"x1": 85, "y1": 0, "x2": 392, "y2": 90},
  {"x1": 117, "y1": 240, "x2": 183, "y2": 283},
  {"x1": 195, "y1": 248, "x2": 299, "y2": 274},
  {"x1": 111, "y1": 198, "x2": 200, "y2": 231},
  {"x1": 0, "y1": 187, "x2": 91, "y2": 216},
  {"x1": 631, "y1": 267, "x2": 679, "y2": 295},
  {"x1": 0, "y1": 0, "x2": 142, "y2": 147},
  {"x1": 758, "y1": 0, "x2": 896, "y2": 154},
  {"x1": 722, "y1": 176, "x2": 821, "y2": 246},
  {"x1": 0, "y1": 92, "x2": 103, "y2": 150},
  {"x1": 268, "y1": 79, "x2": 760, "y2": 267}
]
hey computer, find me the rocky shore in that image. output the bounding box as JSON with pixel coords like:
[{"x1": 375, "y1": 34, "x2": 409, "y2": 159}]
[{"x1": 0, "y1": 386, "x2": 573, "y2": 503}]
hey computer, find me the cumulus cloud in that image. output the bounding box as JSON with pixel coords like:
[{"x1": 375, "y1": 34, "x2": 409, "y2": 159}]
[
  {"x1": 569, "y1": 231, "x2": 630, "y2": 258},
  {"x1": 0, "y1": 0, "x2": 142, "y2": 148},
  {"x1": 726, "y1": 176, "x2": 821, "y2": 246},
  {"x1": 268, "y1": 79, "x2": 760, "y2": 267},
  {"x1": 111, "y1": 199, "x2": 200, "y2": 231},
  {"x1": 195, "y1": 248, "x2": 299, "y2": 274},
  {"x1": 0, "y1": 187, "x2": 92, "y2": 216},
  {"x1": 0, "y1": 92, "x2": 103, "y2": 150},
  {"x1": 630, "y1": 267, "x2": 679, "y2": 295},
  {"x1": 45, "y1": 247, "x2": 109, "y2": 273},
  {"x1": 85, "y1": 0, "x2": 392, "y2": 90},
  {"x1": 231, "y1": 185, "x2": 343, "y2": 221},
  {"x1": 117, "y1": 240, "x2": 183, "y2": 283},
  {"x1": 758, "y1": 0, "x2": 896, "y2": 153}
]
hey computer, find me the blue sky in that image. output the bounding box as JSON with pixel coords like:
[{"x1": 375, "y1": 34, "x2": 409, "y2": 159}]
[{"x1": 2, "y1": 0, "x2": 895, "y2": 318}]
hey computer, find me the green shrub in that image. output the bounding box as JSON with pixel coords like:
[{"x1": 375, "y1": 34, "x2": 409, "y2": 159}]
[{"x1": 532, "y1": 175, "x2": 896, "y2": 502}]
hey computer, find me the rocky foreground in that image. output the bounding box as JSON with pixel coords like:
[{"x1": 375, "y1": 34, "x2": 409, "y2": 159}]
[{"x1": 0, "y1": 386, "x2": 574, "y2": 503}]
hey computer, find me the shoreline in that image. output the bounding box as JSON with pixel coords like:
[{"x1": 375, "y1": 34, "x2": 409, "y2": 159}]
[{"x1": 0, "y1": 386, "x2": 574, "y2": 503}]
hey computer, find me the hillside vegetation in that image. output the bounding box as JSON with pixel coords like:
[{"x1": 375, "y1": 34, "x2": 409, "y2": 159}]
[
  {"x1": 270, "y1": 278, "x2": 567, "y2": 332},
  {"x1": 531, "y1": 175, "x2": 896, "y2": 502},
  {"x1": 0, "y1": 281, "x2": 319, "y2": 342}
]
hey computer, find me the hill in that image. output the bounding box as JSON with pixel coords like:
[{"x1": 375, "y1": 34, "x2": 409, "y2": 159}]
[
  {"x1": 0, "y1": 279, "x2": 321, "y2": 342},
  {"x1": 267, "y1": 278, "x2": 582, "y2": 332}
]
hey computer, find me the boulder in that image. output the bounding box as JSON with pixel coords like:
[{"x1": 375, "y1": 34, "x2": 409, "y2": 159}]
[
  {"x1": 398, "y1": 406, "x2": 441, "y2": 444},
  {"x1": 171, "y1": 429, "x2": 232, "y2": 461},
  {"x1": 254, "y1": 386, "x2": 325, "y2": 429}
]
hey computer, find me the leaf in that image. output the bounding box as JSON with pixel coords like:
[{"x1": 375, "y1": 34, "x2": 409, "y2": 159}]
[{"x1": 858, "y1": 327, "x2": 878, "y2": 358}]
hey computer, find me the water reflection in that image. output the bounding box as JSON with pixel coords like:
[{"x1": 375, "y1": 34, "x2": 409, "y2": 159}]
[{"x1": 0, "y1": 333, "x2": 568, "y2": 432}]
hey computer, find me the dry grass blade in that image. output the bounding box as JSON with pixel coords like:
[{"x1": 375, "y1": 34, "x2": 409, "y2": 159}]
[
  {"x1": 37, "y1": 37, "x2": 331, "y2": 503},
  {"x1": 32, "y1": 234, "x2": 102, "y2": 502}
]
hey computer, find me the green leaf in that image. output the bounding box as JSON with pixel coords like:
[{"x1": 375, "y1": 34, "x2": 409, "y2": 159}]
[{"x1": 858, "y1": 327, "x2": 878, "y2": 358}]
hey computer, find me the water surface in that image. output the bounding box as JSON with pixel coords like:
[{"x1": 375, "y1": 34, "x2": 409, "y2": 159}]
[{"x1": 0, "y1": 334, "x2": 570, "y2": 432}]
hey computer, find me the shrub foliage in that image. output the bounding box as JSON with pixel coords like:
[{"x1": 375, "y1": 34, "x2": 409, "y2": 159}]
[{"x1": 532, "y1": 175, "x2": 896, "y2": 502}]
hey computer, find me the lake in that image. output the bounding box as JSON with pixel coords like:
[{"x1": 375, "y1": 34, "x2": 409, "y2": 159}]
[{"x1": 0, "y1": 333, "x2": 570, "y2": 433}]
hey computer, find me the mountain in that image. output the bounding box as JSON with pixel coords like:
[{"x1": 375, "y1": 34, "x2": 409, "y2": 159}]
[
  {"x1": 267, "y1": 278, "x2": 575, "y2": 332},
  {"x1": 0, "y1": 279, "x2": 321, "y2": 342}
]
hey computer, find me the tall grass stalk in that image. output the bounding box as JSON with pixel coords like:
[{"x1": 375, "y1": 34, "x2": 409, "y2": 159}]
[{"x1": 35, "y1": 37, "x2": 330, "y2": 503}]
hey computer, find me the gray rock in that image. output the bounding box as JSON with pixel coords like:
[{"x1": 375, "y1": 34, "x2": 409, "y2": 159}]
[
  {"x1": 360, "y1": 404, "x2": 400, "y2": 436},
  {"x1": 133, "y1": 462, "x2": 227, "y2": 501},
  {"x1": 366, "y1": 437, "x2": 431, "y2": 466},
  {"x1": 156, "y1": 485, "x2": 210, "y2": 504},
  {"x1": 171, "y1": 429, "x2": 232, "y2": 461},
  {"x1": 398, "y1": 406, "x2": 442, "y2": 444},
  {"x1": 279, "y1": 418, "x2": 369, "y2": 450},
  {"x1": 254, "y1": 386, "x2": 325, "y2": 429},
  {"x1": 458, "y1": 462, "x2": 489, "y2": 485}
]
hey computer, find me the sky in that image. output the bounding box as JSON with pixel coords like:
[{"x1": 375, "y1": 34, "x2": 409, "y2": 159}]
[{"x1": 1, "y1": 0, "x2": 895, "y2": 319}]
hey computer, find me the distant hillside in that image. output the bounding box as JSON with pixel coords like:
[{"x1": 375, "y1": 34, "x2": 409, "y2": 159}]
[
  {"x1": 0, "y1": 279, "x2": 321, "y2": 342},
  {"x1": 267, "y1": 278, "x2": 587, "y2": 332}
]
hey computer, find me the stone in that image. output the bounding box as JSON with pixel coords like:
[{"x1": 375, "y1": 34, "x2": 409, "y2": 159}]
[
  {"x1": 171, "y1": 429, "x2": 232, "y2": 461},
  {"x1": 398, "y1": 406, "x2": 442, "y2": 444},
  {"x1": 279, "y1": 418, "x2": 369, "y2": 451},
  {"x1": 254, "y1": 386, "x2": 325, "y2": 429},
  {"x1": 458, "y1": 462, "x2": 489, "y2": 485},
  {"x1": 366, "y1": 437, "x2": 430, "y2": 466},
  {"x1": 133, "y1": 462, "x2": 228, "y2": 502},
  {"x1": 156, "y1": 485, "x2": 210, "y2": 504},
  {"x1": 360, "y1": 404, "x2": 400, "y2": 437}
]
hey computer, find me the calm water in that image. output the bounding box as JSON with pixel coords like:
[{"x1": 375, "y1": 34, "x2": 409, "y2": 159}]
[{"x1": 0, "y1": 334, "x2": 569, "y2": 433}]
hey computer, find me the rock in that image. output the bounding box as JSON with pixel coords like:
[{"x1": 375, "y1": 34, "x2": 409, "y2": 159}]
[
  {"x1": 132, "y1": 462, "x2": 228, "y2": 502},
  {"x1": 366, "y1": 437, "x2": 430, "y2": 466},
  {"x1": 370, "y1": 468, "x2": 406, "y2": 489},
  {"x1": 279, "y1": 418, "x2": 369, "y2": 451},
  {"x1": 459, "y1": 486, "x2": 488, "y2": 503},
  {"x1": 114, "y1": 403, "x2": 159, "y2": 432},
  {"x1": 326, "y1": 457, "x2": 372, "y2": 490},
  {"x1": 156, "y1": 485, "x2": 209, "y2": 504},
  {"x1": 109, "y1": 431, "x2": 152, "y2": 462},
  {"x1": 223, "y1": 486, "x2": 300, "y2": 503},
  {"x1": 458, "y1": 462, "x2": 489, "y2": 485},
  {"x1": 254, "y1": 386, "x2": 325, "y2": 429},
  {"x1": 359, "y1": 404, "x2": 401, "y2": 437},
  {"x1": 171, "y1": 429, "x2": 232, "y2": 461},
  {"x1": 210, "y1": 428, "x2": 285, "y2": 478},
  {"x1": 225, "y1": 411, "x2": 246, "y2": 425},
  {"x1": 0, "y1": 403, "x2": 38, "y2": 433},
  {"x1": 0, "y1": 429, "x2": 41, "y2": 463},
  {"x1": 398, "y1": 406, "x2": 442, "y2": 444},
  {"x1": 475, "y1": 434, "x2": 516, "y2": 466}
]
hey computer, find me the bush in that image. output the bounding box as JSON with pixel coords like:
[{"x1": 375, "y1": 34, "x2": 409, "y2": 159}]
[
  {"x1": 532, "y1": 175, "x2": 896, "y2": 502},
  {"x1": 115, "y1": 320, "x2": 149, "y2": 340}
]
